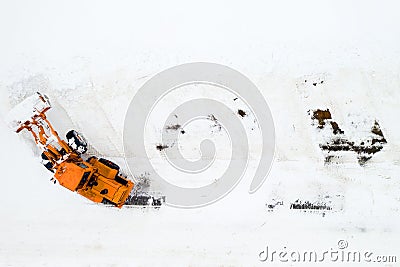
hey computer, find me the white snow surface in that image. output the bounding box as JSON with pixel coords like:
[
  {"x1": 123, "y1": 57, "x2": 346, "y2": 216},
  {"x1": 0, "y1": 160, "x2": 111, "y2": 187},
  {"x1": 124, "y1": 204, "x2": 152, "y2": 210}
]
[{"x1": 1, "y1": 0, "x2": 400, "y2": 266}]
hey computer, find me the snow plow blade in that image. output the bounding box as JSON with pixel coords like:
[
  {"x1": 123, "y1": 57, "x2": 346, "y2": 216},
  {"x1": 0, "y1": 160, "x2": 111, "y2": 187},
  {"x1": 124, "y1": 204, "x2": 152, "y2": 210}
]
[{"x1": 6, "y1": 92, "x2": 51, "y2": 133}]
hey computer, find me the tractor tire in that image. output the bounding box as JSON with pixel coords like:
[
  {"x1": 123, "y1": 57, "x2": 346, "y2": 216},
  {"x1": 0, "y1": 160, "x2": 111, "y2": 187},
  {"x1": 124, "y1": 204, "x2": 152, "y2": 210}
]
[
  {"x1": 66, "y1": 130, "x2": 88, "y2": 154},
  {"x1": 41, "y1": 152, "x2": 54, "y2": 172},
  {"x1": 99, "y1": 158, "x2": 120, "y2": 171},
  {"x1": 101, "y1": 198, "x2": 115, "y2": 205}
]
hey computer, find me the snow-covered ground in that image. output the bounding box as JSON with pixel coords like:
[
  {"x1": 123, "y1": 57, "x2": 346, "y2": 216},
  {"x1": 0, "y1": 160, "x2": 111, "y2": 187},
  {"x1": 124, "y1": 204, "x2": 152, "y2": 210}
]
[{"x1": 1, "y1": 0, "x2": 400, "y2": 266}]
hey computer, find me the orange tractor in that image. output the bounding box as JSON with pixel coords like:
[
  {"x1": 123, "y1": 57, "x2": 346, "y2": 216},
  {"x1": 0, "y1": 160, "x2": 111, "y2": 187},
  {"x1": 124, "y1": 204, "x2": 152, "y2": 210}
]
[{"x1": 8, "y1": 93, "x2": 136, "y2": 208}]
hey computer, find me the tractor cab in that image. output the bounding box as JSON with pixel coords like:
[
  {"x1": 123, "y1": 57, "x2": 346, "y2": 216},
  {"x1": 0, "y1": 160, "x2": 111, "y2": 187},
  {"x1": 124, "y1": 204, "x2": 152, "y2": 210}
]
[{"x1": 54, "y1": 161, "x2": 94, "y2": 191}]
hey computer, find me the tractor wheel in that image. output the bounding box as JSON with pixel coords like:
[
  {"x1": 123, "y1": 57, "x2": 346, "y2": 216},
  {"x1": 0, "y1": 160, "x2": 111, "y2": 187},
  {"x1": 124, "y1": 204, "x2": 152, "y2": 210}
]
[
  {"x1": 41, "y1": 153, "x2": 54, "y2": 172},
  {"x1": 101, "y1": 198, "x2": 115, "y2": 205},
  {"x1": 66, "y1": 130, "x2": 88, "y2": 154},
  {"x1": 99, "y1": 158, "x2": 120, "y2": 171}
]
